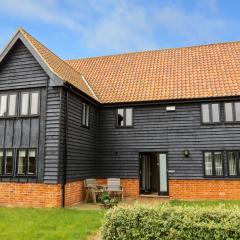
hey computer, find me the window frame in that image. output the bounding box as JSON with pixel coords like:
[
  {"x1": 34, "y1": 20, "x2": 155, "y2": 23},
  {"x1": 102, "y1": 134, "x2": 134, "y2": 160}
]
[
  {"x1": 203, "y1": 151, "x2": 224, "y2": 178},
  {"x1": 20, "y1": 92, "x2": 30, "y2": 117},
  {"x1": 7, "y1": 93, "x2": 18, "y2": 117},
  {"x1": 115, "y1": 107, "x2": 134, "y2": 128},
  {"x1": 0, "y1": 94, "x2": 8, "y2": 118},
  {"x1": 201, "y1": 103, "x2": 221, "y2": 124},
  {"x1": 30, "y1": 91, "x2": 40, "y2": 116},
  {"x1": 224, "y1": 102, "x2": 240, "y2": 123},
  {"x1": 82, "y1": 102, "x2": 90, "y2": 128},
  {"x1": 0, "y1": 148, "x2": 14, "y2": 176},
  {"x1": 227, "y1": 150, "x2": 240, "y2": 178},
  {"x1": 16, "y1": 148, "x2": 38, "y2": 177}
]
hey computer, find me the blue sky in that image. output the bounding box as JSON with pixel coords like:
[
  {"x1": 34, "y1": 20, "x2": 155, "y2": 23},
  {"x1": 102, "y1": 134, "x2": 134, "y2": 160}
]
[{"x1": 0, "y1": 0, "x2": 240, "y2": 59}]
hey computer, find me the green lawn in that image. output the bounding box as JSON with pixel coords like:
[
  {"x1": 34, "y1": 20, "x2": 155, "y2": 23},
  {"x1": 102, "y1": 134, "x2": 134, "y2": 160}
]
[
  {"x1": 0, "y1": 208, "x2": 104, "y2": 240},
  {"x1": 169, "y1": 199, "x2": 240, "y2": 208}
]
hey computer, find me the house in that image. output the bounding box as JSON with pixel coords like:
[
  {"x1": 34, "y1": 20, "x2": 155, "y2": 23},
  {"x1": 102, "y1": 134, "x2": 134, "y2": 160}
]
[{"x1": 0, "y1": 28, "x2": 240, "y2": 207}]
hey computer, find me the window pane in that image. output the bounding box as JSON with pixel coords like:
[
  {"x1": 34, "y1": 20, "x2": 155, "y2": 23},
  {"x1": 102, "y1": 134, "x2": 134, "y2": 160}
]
[
  {"x1": 0, "y1": 151, "x2": 3, "y2": 174},
  {"x1": 201, "y1": 104, "x2": 210, "y2": 123},
  {"x1": 126, "y1": 108, "x2": 133, "y2": 126},
  {"x1": 228, "y1": 152, "x2": 237, "y2": 176},
  {"x1": 225, "y1": 103, "x2": 233, "y2": 122},
  {"x1": 212, "y1": 104, "x2": 220, "y2": 122},
  {"x1": 214, "y1": 152, "x2": 223, "y2": 176},
  {"x1": 235, "y1": 102, "x2": 240, "y2": 121},
  {"x1": 28, "y1": 150, "x2": 36, "y2": 175},
  {"x1": 86, "y1": 105, "x2": 89, "y2": 127},
  {"x1": 30, "y1": 92, "x2": 39, "y2": 115},
  {"x1": 117, "y1": 109, "x2": 124, "y2": 126},
  {"x1": 204, "y1": 152, "x2": 212, "y2": 176},
  {"x1": 82, "y1": 103, "x2": 86, "y2": 125},
  {"x1": 18, "y1": 150, "x2": 26, "y2": 174},
  {"x1": 21, "y1": 93, "x2": 29, "y2": 116},
  {"x1": 0, "y1": 95, "x2": 7, "y2": 117},
  {"x1": 8, "y1": 94, "x2": 17, "y2": 116},
  {"x1": 5, "y1": 150, "x2": 13, "y2": 174}
]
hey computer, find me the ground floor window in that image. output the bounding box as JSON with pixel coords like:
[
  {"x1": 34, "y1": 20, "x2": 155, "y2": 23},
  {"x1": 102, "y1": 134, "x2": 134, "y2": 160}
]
[
  {"x1": 204, "y1": 151, "x2": 223, "y2": 177},
  {"x1": 227, "y1": 151, "x2": 240, "y2": 177},
  {"x1": 0, "y1": 148, "x2": 37, "y2": 176}
]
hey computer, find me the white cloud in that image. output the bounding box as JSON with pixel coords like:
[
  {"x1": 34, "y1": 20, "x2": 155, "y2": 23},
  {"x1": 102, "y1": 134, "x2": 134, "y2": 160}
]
[{"x1": 0, "y1": 0, "x2": 235, "y2": 54}]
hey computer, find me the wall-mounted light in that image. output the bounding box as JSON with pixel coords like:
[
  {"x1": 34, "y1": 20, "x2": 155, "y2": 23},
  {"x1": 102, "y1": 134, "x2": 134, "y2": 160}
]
[{"x1": 184, "y1": 150, "x2": 190, "y2": 157}]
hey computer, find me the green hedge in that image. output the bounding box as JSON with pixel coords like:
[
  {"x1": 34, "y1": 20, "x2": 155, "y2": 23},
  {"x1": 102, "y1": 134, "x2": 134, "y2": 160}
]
[{"x1": 101, "y1": 204, "x2": 240, "y2": 240}]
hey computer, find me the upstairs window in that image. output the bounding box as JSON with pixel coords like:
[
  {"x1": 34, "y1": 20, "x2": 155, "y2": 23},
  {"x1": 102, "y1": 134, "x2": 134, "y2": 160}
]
[
  {"x1": 201, "y1": 103, "x2": 220, "y2": 123},
  {"x1": 224, "y1": 102, "x2": 240, "y2": 122},
  {"x1": 116, "y1": 108, "x2": 133, "y2": 127},
  {"x1": 227, "y1": 151, "x2": 240, "y2": 177},
  {"x1": 0, "y1": 95, "x2": 7, "y2": 117},
  {"x1": 20, "y1": 92, "x2": 40, "y2": 116},
  {"x1": 82, "y1": 103, "x2": 90, "y2": 127},
  {"x1": 204, "y1": 151, "x2": 223, "y2": 177},
  {"x1": 8, "y1": 94, "x2": 17, "y2": 116}
]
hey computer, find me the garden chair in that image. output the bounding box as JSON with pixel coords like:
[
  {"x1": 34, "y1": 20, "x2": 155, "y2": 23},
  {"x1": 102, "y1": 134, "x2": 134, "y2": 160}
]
[
  {"x1": 106, "y1": 178, "x2": 123, "y2": 201},
  {"x1": 84, "y1": 178, "x2": 103, "y2": 203}
]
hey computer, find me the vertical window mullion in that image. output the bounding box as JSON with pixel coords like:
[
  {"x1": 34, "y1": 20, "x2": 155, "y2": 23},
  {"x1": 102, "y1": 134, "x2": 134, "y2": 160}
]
[
  {"x1": 212, "y1": 152, "x2": 215, "y2": 176},
  {"x1": 124, "y1": 109, "x2": 126, "y2": 126}
]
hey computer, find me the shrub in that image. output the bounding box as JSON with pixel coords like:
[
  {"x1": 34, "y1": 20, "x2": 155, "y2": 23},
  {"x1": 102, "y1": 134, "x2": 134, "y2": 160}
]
[{"x1": 102, "y1": 204, "x2": 240, "y2": 240}]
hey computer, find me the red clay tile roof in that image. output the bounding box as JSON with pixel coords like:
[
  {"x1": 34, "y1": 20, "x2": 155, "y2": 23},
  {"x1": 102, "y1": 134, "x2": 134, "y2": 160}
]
[
  {"x1": 66, "y1": 42, "x2": 240, "y2": 104},
  {"x1": 19, "y1": 29, "x2": 98, "y2": 100}
]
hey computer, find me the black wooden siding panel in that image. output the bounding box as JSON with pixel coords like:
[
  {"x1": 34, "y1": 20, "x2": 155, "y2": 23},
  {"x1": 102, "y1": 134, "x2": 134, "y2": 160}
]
[
  {"x1": 63, "y1": 91, "x2": 98, "y2": 181},
  {"x1": 98, "y1": 102, "x2": 240, "y2": 179},
  {"x1": 0, "y1": 40, "x2": 48, "y2": 183},
  {"x1": 0, "y1": 40, "x2": 47, "y2": 89},
  {"x1": 43, "y1": 87, "x2": 62, "y2": 183}
]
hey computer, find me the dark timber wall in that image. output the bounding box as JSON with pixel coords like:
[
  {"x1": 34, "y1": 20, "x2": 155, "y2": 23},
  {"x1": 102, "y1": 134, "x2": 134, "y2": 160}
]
[
  {"x1": 58, "y1": 89, "x2": 99, "y2": 182},
  {"x1": 0, "y1": 40, "x2": 48, "y2": 182},
  {"x1": 98, "y1": 101, "x2": 240, "y2": 179}
]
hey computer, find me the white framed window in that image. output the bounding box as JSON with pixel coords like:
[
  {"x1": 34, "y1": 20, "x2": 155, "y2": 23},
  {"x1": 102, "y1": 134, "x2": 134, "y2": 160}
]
[
  {"x1": 204, "y1": 151, "x2": 223, "y2": 177},
  {"x1": 116, "y1": 108, "x2": 133, "y2": 127},
  {"x1": 201, "y1": 103, "x2": 220, "y2": 123},
  {"x1": 30, "y1": 92, "x2": 40, "y2": 115},
  {"x1": 0, "y1": 95, "x2": 8, "y2": 117},
  {"x1": 8, "y1": 94, "x2": 17, "y2": 116},
  {"x1": 20, "y1": 92, "x2": 29, "y2": 116},
  {"x1": 82, "y1": 103, "x2": 90, "y2": 127}
]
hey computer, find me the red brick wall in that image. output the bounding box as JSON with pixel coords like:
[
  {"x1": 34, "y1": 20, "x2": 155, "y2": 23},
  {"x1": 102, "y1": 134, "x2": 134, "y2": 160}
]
[
  {"x1": 169, "y1": 180, "x2": 240, "y2": 200},
  {"x1": 64, "y1": 181, "x2": 85, "y2": 206},
  {"x1": 97, "y1": 178, "x2": 139, "y2": 198},
  {"x1": 0, "y1": 183, "x2": 62, "y2": 208}
]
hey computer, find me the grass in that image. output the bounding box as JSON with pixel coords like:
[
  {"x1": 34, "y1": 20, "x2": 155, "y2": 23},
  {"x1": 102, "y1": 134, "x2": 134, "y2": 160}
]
[
  {"x1": 169, "y1": 199, "x2": 240, "y2": 208},
  {"x1": 0, "y1": 207, "x2": 104, "y2": 240}
]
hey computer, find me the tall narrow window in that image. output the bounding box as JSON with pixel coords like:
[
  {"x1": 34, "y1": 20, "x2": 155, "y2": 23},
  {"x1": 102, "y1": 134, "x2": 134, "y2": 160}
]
[
  {"x1": 0, "y1": 95, "x2": 8, "y2": 117},
  {"x1": 204, "y1": 152, "x2": 212, "y2": 176},
  {"x1": 5, "y1": 150, "x2": 13, "y2": 174},
  {"x1": 201, "y1": 104, "x2": 210, "y2": 123},
  {"x1": 224, "y1": 103, "x2": 233, "y2": 122},
  {"x1": 212, "y1": 104, "x2": 220, "y2": 122},
  {"x1": 8, "y1": 94, "x2": 17, "y2": 116},
  {"x1": 30, "y1": 92, "x2": 39, "y2": 115},
  {"x1": 117, "y1": 109, "x2": 124, "y2": 126},
  {"x1": 235, "y1": 102, "x2": 240, "y2": 121},
  {"x1": 116, "y1": 108, "x2": 133, "y2": 127},
  {"x1": 20, "y1": 93, "x2": 29, "y2": 116},
  {"x1": 18, "y1": 150, "x2": 26, "y2": 175},
  {"x1": 82, "y1": 103, "x2": 90, "y2": 127},
  {"x1": 204, "y1": 151, "x2": 223, "y2": 177},
  {"x1": 214, "y1": 152, "x2": 223, "y2": 176},
  {"x1": 228, "y1": 152, "x2": 237, "y2": 176},
  {"x1": 28, "y1": 149, "x2": 36, "y2": 175},
  {"x1": 0, "y1": 150, "x2": 3, "y2": 175}
]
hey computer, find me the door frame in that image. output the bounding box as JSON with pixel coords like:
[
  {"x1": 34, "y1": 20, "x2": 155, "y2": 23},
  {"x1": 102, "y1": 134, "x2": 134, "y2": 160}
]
[
  {"x1": 139, "y1": 152, "x2": 169, "y2": 196},
  {"x1": 157, "y1": 152, "x2": 169, "y2": 196}
]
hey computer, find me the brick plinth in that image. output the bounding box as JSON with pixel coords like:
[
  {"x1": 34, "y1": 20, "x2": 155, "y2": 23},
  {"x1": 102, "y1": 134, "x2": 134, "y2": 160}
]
[
  {"x1": 97, "y1": 178, "x2": 139, "y2": 198},
  {"x1": 169, "y1": 180, "x2": 240, "y2": 200},
  {"x1": 0, "y1": 183, "x2": 62, "y2": 208},
  {"x1": 64, "y1": 181, "x2": 85, "y2": 206}
]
